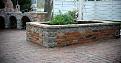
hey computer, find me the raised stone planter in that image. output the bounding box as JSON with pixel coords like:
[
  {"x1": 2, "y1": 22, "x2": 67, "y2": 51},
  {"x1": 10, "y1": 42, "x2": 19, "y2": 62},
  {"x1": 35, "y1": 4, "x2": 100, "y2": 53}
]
[{"x1": 26, "y1": 20, "x2": 120, "y2": 48}]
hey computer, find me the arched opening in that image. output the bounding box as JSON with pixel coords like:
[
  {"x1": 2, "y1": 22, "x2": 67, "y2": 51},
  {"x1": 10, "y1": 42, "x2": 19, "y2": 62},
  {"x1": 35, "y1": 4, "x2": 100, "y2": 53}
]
[
  {"x1": 0, "y1": 0, "x2": 5, "y2": 9},
  {"x1": 21, "y1": 16, "x2": 31, "y2": 29},
  {"x1": 0, "y1": 16, "x2": 5, "y2": 29},
  {"x1": 9, "y1": 16, "x2": 17, "y2": 29}
]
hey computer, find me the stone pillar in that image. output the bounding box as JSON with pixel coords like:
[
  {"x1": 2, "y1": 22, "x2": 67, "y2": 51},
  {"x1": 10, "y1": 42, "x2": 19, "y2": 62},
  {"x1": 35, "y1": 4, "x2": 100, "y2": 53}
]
[
  {"x1": 5, "y1": 14, "x2": 10, "y2": 28},
  {"x1": 17, "y1": 18, "x2": 22, "y2": 29}
]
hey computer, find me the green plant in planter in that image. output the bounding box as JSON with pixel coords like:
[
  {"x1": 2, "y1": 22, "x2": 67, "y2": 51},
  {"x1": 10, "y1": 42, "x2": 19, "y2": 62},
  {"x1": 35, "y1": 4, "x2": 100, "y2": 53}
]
[
  {"x1": 49, "y1": 11, "x2": 76, "y2": 25},
  {"x1": 68, "y1": 10, "x2": 77, "y2": 19}
]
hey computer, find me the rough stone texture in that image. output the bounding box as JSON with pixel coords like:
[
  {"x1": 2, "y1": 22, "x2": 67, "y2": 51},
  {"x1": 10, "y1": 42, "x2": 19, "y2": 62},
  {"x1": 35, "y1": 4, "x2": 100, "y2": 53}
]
[
  {"x1": 0, "y1": 30, "x2": 121, "y2": 63},
  {"x1": 26, "y1": 21, "x2": 120, "y2": 47},
  {"x1": 26, "y1": 30, "x2": 42, "y2": 45},
  {"x1": 0, "y1": 11, "x2": 47, "y2": 29},
  {"x1": 0, "y1": 0, "x2": 47, "y2": 29},
  {"x1": 56, "y1": 28, "x2": 119, "y2": 47}
]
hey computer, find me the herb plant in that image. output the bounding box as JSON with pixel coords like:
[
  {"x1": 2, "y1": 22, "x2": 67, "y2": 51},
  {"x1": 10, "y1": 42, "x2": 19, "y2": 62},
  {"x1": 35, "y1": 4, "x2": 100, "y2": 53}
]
[{"x1": 49, "y1": 11, "x2": 76, "y2": 25}]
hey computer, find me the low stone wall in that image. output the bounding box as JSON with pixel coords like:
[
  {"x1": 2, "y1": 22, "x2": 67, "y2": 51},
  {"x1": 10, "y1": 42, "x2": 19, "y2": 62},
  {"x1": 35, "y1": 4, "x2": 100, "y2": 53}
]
[
  {"x1": 27, "y1": 12, "x2": 47, "y2": 22},
  {"x1": 26, "y1": 21, "x2": 120, "y2": 48},
  {"x1": 0, "y1": 11, "x2": 47, "y2": 29}
]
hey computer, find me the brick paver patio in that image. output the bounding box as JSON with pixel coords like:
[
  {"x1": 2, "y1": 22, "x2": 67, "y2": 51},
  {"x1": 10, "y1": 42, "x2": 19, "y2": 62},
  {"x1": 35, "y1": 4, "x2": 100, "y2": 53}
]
[{"x1": 0, "y1": 30, "x2": 121, "y2": 63}]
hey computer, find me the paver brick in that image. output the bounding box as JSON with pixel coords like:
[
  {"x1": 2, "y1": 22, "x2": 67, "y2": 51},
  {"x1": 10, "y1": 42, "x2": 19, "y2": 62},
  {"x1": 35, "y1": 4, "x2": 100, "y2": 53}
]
[{"x1": 0, "y1": 30, "x2": 121, "y2": 63}]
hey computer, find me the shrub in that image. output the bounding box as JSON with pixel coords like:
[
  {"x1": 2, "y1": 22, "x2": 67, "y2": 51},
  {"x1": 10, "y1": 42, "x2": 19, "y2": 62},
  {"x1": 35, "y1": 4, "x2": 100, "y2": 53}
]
[
  {"x1": 49, "y1": 11, "x2": 76, "y2": 25},
  {"x1": 67, "y1": 10, "x2": 77, "y2": 19}
]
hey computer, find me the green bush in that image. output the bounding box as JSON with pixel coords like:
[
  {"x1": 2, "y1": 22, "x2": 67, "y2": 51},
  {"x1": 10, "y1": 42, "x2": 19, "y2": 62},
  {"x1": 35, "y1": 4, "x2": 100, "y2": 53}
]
[
  {"x1": 67, "y1": 11, "x2": 77, "y2": 19},
  {"x1": 49, "y1": 11, "x2": 76, "y2": 25}
]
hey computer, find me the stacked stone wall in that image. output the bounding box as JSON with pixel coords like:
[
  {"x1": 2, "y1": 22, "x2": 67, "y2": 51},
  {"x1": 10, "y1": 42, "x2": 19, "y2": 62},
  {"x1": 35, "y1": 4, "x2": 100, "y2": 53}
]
[
  {"x1": 0, "y1": 12, "x2": 47, "y2": 29},
  {"x1": 26, "y1": 21, "x2": 120, "y2": 47},
  {"x1": 26, "y1": 24, "x2": 43, "y2": 45}
]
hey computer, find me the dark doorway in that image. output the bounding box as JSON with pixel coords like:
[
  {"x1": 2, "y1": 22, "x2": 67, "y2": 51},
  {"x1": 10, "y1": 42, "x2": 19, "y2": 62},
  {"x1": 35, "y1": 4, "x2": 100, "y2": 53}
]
[
  {"x1": 9, "y1": 16, "x2": 17, "y2": 29},
  {"x1": 21, "y1": 16, "x2": 31, "y2": 29},
  {"x1": 0, "y1": 16, "x2": 5, "y2": 29}
]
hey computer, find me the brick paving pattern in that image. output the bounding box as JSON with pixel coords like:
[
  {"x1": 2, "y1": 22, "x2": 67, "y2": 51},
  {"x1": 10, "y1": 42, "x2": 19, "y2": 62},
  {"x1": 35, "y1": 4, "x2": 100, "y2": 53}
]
[{"x1": 0, "y1": 30, "x2": 121, "y2": 63}]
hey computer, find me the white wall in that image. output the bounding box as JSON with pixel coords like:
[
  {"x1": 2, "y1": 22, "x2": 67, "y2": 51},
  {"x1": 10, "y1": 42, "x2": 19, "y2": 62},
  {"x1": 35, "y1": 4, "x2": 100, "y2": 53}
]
[
  {"x1": 53, "y1": 0, "x2": 121, "y2": 21},
  {"x1": 53, "y1": 0, "x2": 78, "y2": 15}
]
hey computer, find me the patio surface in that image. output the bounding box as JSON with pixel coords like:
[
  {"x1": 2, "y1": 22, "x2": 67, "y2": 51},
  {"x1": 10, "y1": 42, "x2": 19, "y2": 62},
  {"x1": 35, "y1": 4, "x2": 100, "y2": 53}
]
[{"x1": 0, "y1": 29, "x2": 121, "y2": 63}]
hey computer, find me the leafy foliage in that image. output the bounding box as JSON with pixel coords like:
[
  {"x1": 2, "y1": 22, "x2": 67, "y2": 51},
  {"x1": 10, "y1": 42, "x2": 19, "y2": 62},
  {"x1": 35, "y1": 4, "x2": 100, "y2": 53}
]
[
  {"x1": 11, "y1": 0, "x2": 32, "y2": 11},
  {"x1": 37, "y1": 0, "x2": 45, "y2": 9},
  {"x1": 49, "y1": 11, "x2": 76, "y2": 25},
  {"x1": 67, "y1": 10, "x2": 77, "y2": 19},
  {"x1": 0, "y1": 0, "x2": 31, "y2": 11}
]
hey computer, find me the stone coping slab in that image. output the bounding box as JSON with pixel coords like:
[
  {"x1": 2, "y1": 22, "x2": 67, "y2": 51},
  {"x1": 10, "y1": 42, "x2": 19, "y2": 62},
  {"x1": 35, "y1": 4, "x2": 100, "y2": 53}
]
[{"x1": 27, "y1": 20, "x2": 120, "y2": 28}]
